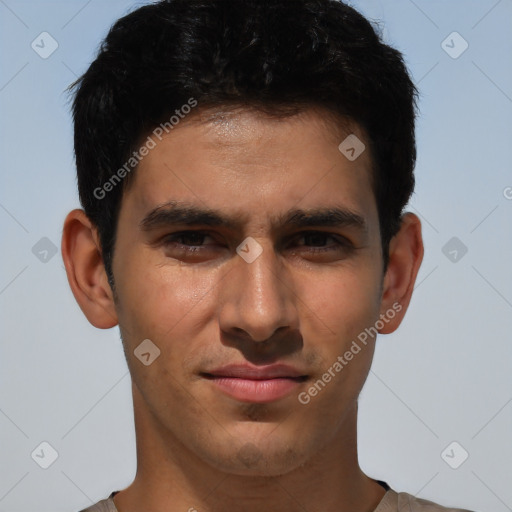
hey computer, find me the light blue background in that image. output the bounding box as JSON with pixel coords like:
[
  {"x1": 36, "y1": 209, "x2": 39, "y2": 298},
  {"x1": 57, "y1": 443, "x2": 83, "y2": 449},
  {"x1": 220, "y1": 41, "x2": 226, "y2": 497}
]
[{"x1": 1, "y1": 1, "x2": 511, "y2": 511}]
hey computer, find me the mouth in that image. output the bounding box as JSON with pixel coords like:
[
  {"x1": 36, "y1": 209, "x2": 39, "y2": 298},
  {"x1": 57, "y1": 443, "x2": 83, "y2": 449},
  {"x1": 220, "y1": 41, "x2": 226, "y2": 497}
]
[{"x1": 200, "y1": 364, "x2": 308, "y2": 403}]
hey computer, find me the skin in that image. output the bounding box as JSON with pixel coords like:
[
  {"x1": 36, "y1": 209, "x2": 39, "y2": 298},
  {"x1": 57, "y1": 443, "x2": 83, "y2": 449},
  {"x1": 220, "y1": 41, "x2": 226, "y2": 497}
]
[{"x1": 62, "y1": 107, "x2": 423, "y2": 512}]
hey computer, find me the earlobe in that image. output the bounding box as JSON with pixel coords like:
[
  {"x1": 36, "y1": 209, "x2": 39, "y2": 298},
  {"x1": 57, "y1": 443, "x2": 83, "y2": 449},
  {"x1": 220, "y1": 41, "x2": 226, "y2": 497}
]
[
  {"x1": 378, "y1": 212, "x2": 424, "y2": 334},
  {"x1": 61, "y1": 209, "x2": 118, "y2": 329}
]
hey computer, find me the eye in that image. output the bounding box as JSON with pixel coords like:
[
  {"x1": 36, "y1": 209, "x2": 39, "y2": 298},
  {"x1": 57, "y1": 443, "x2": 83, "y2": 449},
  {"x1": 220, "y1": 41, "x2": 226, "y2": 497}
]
[
  {"x1": 159, "y1": 230, "x2": 354, "y2": 263},
  {"x1": 290, "y1": 231, "x2": 354, "y2": 256},
  {"x1": 297, "y1": 231, "x2": 349, "y2": 248},
  {"x1": 162, "y1": 231, "x2": 217, "y2": 253}
]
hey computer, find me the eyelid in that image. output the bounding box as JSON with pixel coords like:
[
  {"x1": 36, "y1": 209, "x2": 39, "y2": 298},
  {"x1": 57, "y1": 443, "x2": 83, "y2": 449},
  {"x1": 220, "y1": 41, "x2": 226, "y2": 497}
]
[
  {"x1": 161, "y1": 229, "x2": 354, "y2": 251},
  {"x1": 287, "y1": 230, "x2": 353, "y2": 245},
  {"x1": 163, "y1": 229, "x2": 350, "y2": 241},
  {"x1": 162, "y1": 230, "x2": 215, "y2": 244}
]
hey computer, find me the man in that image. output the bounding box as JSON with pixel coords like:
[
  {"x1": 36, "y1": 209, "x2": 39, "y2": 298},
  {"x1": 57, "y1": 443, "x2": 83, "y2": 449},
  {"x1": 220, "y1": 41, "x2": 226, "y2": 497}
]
[{"x1": 61, "y1": 0, "x2": 475, "y2": 511}]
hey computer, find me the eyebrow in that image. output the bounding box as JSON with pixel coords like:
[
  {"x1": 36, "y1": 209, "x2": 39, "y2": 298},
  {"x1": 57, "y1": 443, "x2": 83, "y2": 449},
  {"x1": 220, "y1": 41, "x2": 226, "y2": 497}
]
[{"x1": 140, "y1": 200, "x2": 367, "y2": 234}]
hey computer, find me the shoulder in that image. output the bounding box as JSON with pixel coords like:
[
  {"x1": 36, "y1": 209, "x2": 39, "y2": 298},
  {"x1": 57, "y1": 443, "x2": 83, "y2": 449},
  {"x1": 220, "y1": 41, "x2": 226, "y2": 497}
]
[
  {"x1": 77, "y1": 493, "x2": 118, "y2": 512},
  {"x1": 377, "y1": 488, "x2": 477, "y2": 512}
]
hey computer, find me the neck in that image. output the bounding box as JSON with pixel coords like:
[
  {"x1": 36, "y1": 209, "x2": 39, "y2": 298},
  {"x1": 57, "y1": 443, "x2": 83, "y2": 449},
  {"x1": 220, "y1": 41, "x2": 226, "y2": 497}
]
[{"x1": 114, "y1": 385, "x2": 386, "y2": 512}]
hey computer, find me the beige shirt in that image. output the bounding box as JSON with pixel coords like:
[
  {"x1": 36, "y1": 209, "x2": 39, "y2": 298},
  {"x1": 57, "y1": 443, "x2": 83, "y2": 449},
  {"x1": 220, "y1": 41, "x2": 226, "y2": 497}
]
[{"x1": 78, "y1": 488, "x2": 476, "y2": 512}]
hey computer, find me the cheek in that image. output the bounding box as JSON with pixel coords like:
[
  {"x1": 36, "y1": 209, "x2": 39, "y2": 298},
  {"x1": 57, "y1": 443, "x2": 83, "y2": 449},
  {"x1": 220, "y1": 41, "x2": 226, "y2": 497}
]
[
  {"x1": 114, "y1": 252, "x2": 220, "y2": 346},
  {"x1": 295, "y1": 273, "x2": 380, "y2": 421},
  {"x1": 114, "y1": 260, "x2": 221, "y2": 403},
  {"x1": 297, "y1": 265, "x2": 382, "y2": 346}
]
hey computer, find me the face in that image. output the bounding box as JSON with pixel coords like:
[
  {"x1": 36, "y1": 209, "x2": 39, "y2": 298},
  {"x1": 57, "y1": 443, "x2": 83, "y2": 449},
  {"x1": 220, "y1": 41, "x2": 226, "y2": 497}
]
[{"x1": 111, "y1": 108, "x2": 388, "y2": 476}]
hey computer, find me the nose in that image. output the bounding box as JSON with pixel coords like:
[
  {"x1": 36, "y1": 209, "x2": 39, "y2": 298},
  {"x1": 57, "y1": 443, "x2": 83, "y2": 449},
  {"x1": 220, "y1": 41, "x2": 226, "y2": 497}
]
[{"x1": 218, "y1": 239, "x2": 299, "y2": 343}]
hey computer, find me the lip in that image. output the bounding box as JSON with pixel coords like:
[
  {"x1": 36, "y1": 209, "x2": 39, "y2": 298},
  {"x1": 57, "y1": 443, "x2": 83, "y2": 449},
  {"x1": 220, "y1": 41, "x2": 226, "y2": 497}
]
[{"x1": 201, "y1": 364, "x2": 308, "y2": 403}]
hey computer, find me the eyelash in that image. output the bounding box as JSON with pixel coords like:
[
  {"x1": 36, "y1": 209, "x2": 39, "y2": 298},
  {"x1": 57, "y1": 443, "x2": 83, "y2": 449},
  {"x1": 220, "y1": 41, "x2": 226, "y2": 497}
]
[{"x1": 161, "y1": 230, "x2": 352, "y2": 255}]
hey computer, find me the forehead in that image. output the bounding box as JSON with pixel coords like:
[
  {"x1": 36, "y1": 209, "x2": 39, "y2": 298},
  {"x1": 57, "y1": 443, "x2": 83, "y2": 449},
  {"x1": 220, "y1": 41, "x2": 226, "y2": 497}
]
[
  {"x1": 122, "y1": 106, "x2": 376, "y2": 228},
  {"x1": 179, "y1": 106, "x2": 367, "y2": 168}
]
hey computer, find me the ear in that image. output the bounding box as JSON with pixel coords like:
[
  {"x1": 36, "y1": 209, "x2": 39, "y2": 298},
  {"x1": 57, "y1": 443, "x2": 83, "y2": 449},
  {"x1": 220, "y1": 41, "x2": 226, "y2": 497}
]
[
  {"x1": 61, "y1": 209, "x2": 118, "y2": 329},
  {"x1": 378, "y1": 212, "x2": 424, "y2": 334}
]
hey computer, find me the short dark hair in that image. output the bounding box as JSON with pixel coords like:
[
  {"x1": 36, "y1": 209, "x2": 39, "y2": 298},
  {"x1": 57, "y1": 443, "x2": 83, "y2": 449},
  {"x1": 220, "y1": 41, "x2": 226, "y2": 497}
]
[{"x1": 70, "y1": 0, "x2": 418, "y2": 285}]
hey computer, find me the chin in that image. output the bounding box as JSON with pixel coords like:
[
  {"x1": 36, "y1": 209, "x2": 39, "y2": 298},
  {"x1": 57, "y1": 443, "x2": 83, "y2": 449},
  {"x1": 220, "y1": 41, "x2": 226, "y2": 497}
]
[{"x1": 199, "y1": 434, "x2": 312, "y2": 477}]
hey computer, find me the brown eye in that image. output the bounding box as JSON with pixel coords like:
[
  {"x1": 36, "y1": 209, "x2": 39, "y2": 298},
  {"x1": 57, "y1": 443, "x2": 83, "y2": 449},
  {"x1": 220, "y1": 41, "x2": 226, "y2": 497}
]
[
  {"x1": 294, "y1": 231, "x2": 352, "y2": 252},
  {"x1": 162, "y1": 231, "x2": 217, "y2": 254}
]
